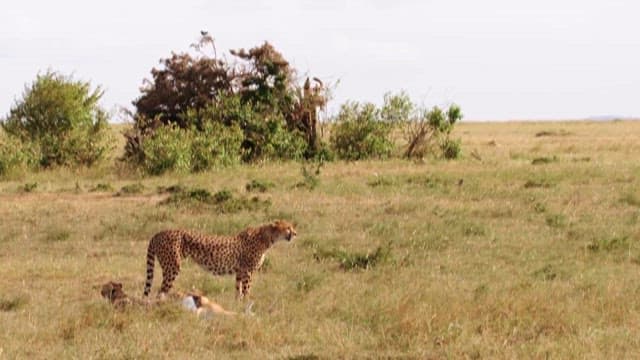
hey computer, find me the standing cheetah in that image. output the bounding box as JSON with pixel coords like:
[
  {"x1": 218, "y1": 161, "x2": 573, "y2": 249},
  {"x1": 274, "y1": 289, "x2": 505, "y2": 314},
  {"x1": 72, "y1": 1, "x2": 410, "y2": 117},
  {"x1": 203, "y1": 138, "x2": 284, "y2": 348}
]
[{"x1": 143, "y1": 220, "x2": 296, "y2": 299}]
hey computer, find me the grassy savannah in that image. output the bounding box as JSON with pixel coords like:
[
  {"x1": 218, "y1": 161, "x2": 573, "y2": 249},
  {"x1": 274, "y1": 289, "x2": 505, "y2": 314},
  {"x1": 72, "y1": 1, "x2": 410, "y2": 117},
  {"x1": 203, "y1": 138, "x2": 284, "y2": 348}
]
[{"x1": 1, "y1": 120, "x2": 640, "y2": 358}]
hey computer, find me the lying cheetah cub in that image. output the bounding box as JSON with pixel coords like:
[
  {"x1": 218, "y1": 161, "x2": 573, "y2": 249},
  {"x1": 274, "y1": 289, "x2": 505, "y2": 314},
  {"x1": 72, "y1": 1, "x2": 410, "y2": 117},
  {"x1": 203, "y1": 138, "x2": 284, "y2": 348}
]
[
  {"x1": 143, "y1": 220, "x2": 296, "y2": 299},
  {"x1": 101, "y1": 281, "x2": 136, "y2": 309}
]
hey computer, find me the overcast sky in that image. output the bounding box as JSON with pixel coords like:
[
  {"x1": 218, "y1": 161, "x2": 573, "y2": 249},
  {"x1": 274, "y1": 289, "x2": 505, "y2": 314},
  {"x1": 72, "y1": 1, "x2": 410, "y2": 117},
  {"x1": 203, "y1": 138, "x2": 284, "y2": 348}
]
[{"x1": 1, "y1": 0, "x2": 638, "y2": 121}]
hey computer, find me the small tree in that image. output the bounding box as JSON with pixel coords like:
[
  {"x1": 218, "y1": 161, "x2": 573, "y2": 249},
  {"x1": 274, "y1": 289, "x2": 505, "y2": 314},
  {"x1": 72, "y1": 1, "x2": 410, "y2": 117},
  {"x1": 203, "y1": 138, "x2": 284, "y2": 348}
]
[
  {"x1": 402, "y1": 103, "x2": 463, "y2": 159},
  {"x1": 2, "y1": 71, "x2": 112, "y2": 167}
]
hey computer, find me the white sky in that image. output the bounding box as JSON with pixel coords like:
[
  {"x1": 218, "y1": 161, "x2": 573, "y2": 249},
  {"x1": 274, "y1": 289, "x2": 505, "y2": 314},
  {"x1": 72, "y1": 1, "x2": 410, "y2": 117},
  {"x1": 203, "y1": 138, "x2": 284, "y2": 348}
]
[{"x1": 1, "y1": 0, "x2": 639, "y2": 121}]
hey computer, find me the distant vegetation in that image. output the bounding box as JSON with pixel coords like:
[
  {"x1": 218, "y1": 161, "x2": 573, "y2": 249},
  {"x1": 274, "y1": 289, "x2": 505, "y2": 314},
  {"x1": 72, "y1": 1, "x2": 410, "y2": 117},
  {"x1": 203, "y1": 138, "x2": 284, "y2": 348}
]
[{"x1": 0, "y1": 34, "x2": 464, "y2": 178}]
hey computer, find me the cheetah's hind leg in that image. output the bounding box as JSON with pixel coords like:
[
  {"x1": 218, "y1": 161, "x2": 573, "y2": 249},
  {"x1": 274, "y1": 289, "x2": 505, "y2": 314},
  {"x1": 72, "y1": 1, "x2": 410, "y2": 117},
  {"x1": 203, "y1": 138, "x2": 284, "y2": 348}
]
[{"x1": 158, "y1": 251, "x2": 182, "y2": 297}]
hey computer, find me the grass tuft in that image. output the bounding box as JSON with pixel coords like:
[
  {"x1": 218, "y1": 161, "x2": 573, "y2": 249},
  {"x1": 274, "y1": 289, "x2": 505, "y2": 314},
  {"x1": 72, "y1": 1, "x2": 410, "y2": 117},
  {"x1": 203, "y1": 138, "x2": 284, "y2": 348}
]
[
  {"x1": 532, "y1": 264, "x2": 557, "y2": 281},
  {"x1": 572, "y1": 156, "x2": 591, "y2": 162},
  {"x1": 115, "y1": 183, "x2": 145, "y2": 196},
  {"x1": 587, "y1": 235, "x2": 630, "y2": 252},
  {"x1": 367, "y1": 175, "x2": 396, "y2": 187},
  {"x1": 533, "y1": 202, "x2": 547, "y2": 213},
  {"x1": 295, "y1": 161, "x2": 322, "y2": 190},
  {"x1": 44, "y1": 228, "x2": 71, "y2": 242},
  {"x1": 161, "y1": 187, "x2": 270, "y2": 213},
  {"x1": 524, "y1": 179, "x2": 554, "y2": 189},
  {"x1": 405, "y1": 174, "x2": 451, "y2": 189},
  {"x1": 287, "y1": 355, "x2": 320, "y2": 360},
  {"x1": 620, "y1": 192, "x2": 640, "y2": 207},
  {"x1": 0, "y1": 295, "x2": 29, "y2": 312},
  {"x1": 246, "y1": 179, "x2": 275, "y2": 193},
  {"x1": 157, "y1": 184, "x2": 187, "y2": 194},
  {"x1": 21, "y1": 182, "x2": 38, "y2": 193},
  {"x1": 313, "y1": 243, "x2": 392, "y2": 270},
  {"x1": 89, "y1": 183, "x2": 114, "y2": 192},
  {"x1": 535, "y1": 129, "x2": 572, "y2": 137},
  {"x1": 295, "y1": 274, "x2": 322, "y2": 293},
  {"x1": 545, "y1": 213, "x2": 566, "y2": 228},
  {"x1": 531, "y1": 156, "x2": 558, "y2": 165}
]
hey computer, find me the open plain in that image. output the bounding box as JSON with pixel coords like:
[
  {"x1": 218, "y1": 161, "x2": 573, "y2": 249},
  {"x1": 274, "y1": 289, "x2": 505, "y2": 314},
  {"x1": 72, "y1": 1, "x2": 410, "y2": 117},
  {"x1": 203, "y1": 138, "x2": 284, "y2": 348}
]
[{"x1": 1, "y1": 120, "x2": 640, "y2": 358}]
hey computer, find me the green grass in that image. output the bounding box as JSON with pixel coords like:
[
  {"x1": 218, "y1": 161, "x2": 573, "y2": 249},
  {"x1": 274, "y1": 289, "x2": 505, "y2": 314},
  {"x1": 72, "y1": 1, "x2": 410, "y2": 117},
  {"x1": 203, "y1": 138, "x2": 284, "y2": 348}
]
[{"x1": 1, "y1": 120, "x2": 640, "y2": 358}]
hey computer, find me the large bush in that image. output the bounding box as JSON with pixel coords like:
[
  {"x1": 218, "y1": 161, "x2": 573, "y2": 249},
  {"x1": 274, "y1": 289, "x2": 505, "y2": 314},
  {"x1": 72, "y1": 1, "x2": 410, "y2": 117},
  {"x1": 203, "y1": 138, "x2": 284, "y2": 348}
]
[
  {"x1": 2, "y1": 71, "x2": 112, "y2": 167},
  {"x1": 330, "y1": 102, "x2": 394, "y2": 160},
  {"x1": 124, "y1": 36, "x2": 329, "y2": 170}
]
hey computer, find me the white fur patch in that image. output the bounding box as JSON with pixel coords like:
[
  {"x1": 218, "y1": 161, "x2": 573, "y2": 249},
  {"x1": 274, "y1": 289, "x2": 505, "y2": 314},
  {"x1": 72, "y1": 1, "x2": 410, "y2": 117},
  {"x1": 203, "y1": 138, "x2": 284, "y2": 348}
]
[{"x1": 181, "y1": 296, "x2": 197, "y2": 312}]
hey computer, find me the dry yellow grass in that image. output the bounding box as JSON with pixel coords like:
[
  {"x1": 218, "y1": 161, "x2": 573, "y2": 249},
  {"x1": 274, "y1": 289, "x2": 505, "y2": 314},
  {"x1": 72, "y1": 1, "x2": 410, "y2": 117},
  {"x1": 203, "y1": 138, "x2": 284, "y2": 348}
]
[{"x1": 1, "y1": 120, "x2": 640, "y2": 358}]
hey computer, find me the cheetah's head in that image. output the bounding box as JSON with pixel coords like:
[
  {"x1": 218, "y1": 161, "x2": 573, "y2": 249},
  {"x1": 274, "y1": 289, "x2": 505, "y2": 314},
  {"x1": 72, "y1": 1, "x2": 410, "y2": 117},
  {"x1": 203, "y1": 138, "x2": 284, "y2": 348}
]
[{"x1": 268, "y1": 220, "x2": 297, "y2": 243}]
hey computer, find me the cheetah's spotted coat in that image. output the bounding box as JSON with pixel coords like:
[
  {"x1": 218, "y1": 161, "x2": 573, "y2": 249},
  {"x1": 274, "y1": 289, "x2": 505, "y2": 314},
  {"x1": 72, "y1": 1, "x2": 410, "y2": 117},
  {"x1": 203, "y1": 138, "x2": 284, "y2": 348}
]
[{"x1": 143, "y1": 220, "x2": 296, "y2": 299}]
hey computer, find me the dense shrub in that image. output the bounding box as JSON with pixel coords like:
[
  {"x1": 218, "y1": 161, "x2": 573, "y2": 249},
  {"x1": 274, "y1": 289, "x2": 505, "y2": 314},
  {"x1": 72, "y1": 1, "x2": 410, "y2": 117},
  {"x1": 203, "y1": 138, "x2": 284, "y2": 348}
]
[
  {"x1": 141, "y1": 124, "x2": 192, "y2": 175},
  {"x1": 252, "y1": 118, "x2": 308, "y2": 161},
  {"x1": 2, "y1": 71, "x2": 112, "y2": 167},
  {"x1": 189, "y1": 122, "x2": 243, "y2": 171},
  {"x1": 140, "y1": 122, "x2": 243, "y2": 175},
  {"x1": 330, "y1": 102, "x2": 394, "y2": 160}
]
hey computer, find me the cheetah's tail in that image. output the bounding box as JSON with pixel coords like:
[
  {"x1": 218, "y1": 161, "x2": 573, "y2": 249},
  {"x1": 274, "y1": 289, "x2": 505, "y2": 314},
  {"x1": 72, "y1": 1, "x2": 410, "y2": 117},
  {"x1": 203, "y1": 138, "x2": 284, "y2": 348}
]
[{"x1": 143, "y1": 244, "x2": 155, "y2": 297}]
